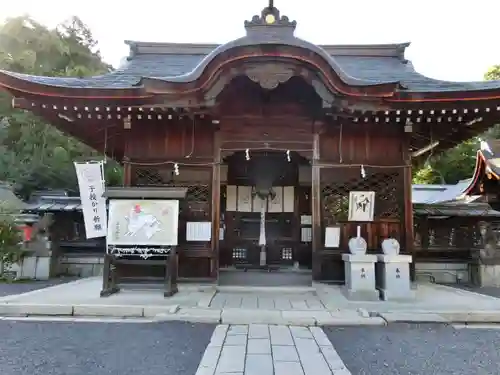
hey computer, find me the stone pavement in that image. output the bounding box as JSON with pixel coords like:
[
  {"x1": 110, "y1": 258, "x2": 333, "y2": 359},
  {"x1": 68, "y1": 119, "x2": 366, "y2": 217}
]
[
  {"x1": 195, "y1": 324, "x2": 350, "y2": 375},
  {"x1": 2, "y1": 318, "x2": 500, "y2": 375},
  {"x1": 2, "y1": 277, "x2": 500, "y2": 324},
  {"x1": 210, "y1": 290, "x2": 326, "y2": 310}
]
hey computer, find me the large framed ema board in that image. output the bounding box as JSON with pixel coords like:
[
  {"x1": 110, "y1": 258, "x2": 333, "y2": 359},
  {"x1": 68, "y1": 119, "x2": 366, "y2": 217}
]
[{"x1": 107, "y1": 199, "x2": 180, "y2": 246}]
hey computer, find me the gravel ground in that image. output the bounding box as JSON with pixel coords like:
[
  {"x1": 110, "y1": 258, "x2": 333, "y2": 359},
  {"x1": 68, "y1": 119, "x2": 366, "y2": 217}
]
[
  {"x1": 0, "y1": 320, "x2": 214, "y2": 375},
  {"x1": 0, "y1": 278, "x2": 77, "y2": 297},
  {"x1": 325, "y1": 323, "x2": 500, "y2": 375}
]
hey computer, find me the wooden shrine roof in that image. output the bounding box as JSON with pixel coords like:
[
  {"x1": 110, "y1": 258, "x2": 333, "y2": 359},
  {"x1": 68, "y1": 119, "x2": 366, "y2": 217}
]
[
  {"x1": 1, "y1": 4, "x2": 499, "y2": 160},
  {"x1": 413, "y1": 202, "x2": 500, "y2": 218},
  {"x1": 3, "y1": 41, "x2": 499, "y2": 93},
  {"x1": 2, "y1": 41, "x2": 500, "y2": 96},
  {"x1": 412, "y1": 180, "x2": 476, "y2": 204},
  {"x1": 1, "y1": 5, "x2": 500, "y2": 101},
  {"x1": 463, "y1": 140, "x2": 500, "y2": 195},
  {"x1": 477, "y1": 140, "x2": 500, "y2": 177}
]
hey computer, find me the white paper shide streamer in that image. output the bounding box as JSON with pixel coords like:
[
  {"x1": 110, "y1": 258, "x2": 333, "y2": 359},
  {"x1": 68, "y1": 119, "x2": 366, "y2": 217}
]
[{"x1": 74, "y1": 162, "x2": 107, "y2": 238}]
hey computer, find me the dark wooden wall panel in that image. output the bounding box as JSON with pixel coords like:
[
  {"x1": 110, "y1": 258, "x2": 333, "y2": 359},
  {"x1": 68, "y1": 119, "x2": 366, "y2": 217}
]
[
  {"x1": 320, "y1": 123, "x2": 403, "y2": 165},
  {"x1": 220, "y1": 117, "x2": 314, "y2": 143},
  {"x1": 316, "y1": 123, "x2": 406, "y2": 281},
  {"x1": 127, "y1": 119, "x2": 214, "y2": 160}
]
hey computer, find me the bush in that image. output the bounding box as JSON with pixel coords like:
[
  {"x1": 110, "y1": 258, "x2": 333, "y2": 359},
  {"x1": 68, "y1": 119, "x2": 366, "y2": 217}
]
[{"x1": 0, "y1": 216, "x2": 23, "y2": 276}]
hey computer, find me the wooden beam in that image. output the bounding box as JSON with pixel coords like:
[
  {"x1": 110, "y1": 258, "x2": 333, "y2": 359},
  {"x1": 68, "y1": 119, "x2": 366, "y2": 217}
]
[{"x1": 11, "y1": 97, "x2": 30, "y2": 109}]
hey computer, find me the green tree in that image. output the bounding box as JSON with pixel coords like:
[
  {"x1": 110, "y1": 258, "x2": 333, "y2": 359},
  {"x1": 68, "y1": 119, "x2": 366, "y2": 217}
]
[
  {"x1": 485, "y1": 65, "x2": 500, "y2": 81},
  {"x1": 0, "y1": 203, "x2": 23, "y2": 277},
  {"x1": 0, "y1": 16, "x2": 122, "y2": 199}
]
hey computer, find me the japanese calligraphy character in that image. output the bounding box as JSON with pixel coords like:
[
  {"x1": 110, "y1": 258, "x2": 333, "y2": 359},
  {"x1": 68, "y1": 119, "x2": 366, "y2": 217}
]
[
  {"x1": 94, "y1": 223, "x2": 102, "y2": 231},
  {"x1": 93, "y1": 216, "x2": 100, "y2": 223}
]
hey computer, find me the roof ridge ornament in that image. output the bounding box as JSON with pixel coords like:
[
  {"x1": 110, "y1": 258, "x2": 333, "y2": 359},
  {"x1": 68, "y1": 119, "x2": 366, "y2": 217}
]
[{"x1": 244, "y1": 1, "x2": 297, "y2": 37}]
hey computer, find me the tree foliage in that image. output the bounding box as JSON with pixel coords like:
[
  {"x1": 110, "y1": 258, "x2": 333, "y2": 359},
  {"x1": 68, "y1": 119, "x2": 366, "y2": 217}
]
[
  {"x1": 413, "y1": 66, "x2": 500, "y2": 184},
  {"x1": 485, "y1": 65, "x2": 500, "y2": 81},
  {"x1": 0, "y1": 16, "x2": 122, "y2": 199},
  {"x1": 0, "y1": 204, "x2": 23, "y2": 275}
]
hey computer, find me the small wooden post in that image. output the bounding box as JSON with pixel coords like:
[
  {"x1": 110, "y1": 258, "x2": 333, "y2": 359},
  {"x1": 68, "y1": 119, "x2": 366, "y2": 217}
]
[
  {"x1": 100, "y1": 254, "x2": 120, "y2": 297},
  {"x1": 122, "y1": 158, "x2": 132, "y2": 187},
  {"x1": 164, "y1": 247, "x2": 178, "y2": 297},
  {"x1": 100, "y1": 254, "x2": 111, "y2": 297}
]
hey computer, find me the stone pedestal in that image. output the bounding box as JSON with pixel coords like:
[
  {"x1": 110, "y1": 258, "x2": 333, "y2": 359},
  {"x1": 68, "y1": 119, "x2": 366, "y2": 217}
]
[
  {"x1": 376, "y1": 254, "x2": 415, "y2": 301},
  {"x1": 470, "y1": 262, "x2": 500, "y2": 287},
  {"x1": 342, "y1": 254, "x2": 379, "y2": 301}
]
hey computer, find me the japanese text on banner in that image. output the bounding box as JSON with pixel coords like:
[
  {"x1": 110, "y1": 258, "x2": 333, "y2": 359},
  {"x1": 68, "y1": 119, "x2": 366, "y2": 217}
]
[{"x1": 74, "y1": 162, "x2": 107, "y2": 238}]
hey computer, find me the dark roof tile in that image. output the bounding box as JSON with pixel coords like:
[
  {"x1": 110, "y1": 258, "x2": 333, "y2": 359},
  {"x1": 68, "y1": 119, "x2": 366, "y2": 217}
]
[{"x1": 2, "y1": 43, "x2": 500, "y2": 93}]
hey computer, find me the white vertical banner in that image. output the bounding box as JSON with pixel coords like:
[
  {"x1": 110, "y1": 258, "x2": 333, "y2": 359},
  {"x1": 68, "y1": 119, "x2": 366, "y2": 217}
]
[{"x1": 74, "y1": 162, "x2": 107, "y2": 238}]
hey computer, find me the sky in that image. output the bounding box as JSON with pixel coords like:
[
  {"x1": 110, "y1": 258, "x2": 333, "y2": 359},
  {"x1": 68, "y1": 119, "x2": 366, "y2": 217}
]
[{"x1": 2, "y1": 0, "x2": 499, "y2": 82}]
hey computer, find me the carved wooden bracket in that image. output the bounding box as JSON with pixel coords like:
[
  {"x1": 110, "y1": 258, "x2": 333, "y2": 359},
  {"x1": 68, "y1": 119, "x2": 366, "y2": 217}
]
[
  {"x1": 245, "y1": 64, "x2": 294, "y2": 90},
  {"x1": 159, "y1": 62, "x2": 347, "y2": 110}
]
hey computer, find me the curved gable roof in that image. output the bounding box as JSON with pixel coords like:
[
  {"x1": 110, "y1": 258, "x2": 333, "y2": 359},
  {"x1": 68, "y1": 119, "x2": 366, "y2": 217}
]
[
  {"x1": 0, "y1": 5, "x2": 500, "y2": 97},
  {"x1": 2, "y1": 41, "x2": 500, "y2": 94}
]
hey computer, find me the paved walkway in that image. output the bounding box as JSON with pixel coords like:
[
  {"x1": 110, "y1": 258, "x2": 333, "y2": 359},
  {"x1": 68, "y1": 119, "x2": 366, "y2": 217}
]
[
  {"x1": 196, "y1": 324, "x2": 350, "y2": 375},
  {"x1": 2, "y1": 277, "x2": 500, "y2": 324},
  {"x1": 209, "y1": 291, "x2": 326, "y2": 310}
]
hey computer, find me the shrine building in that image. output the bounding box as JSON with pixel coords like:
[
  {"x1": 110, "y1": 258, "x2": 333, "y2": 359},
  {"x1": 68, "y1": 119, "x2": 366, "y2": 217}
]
[
  {"x1": 2, "y1": 4, "x2": 500, "y2": 288},
  {"x1": 463, "y1": 140, "x2": 500, "y2": 208}
]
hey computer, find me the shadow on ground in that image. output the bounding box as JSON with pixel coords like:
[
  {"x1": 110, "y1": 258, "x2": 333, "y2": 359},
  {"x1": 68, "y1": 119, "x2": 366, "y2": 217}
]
[
  {"x1": 0, "y1": 277, "x2": 78, "y2": 297},
  {"x1": 441, "y1": 283, "x2": 500, "y2": 299},
  {"x1": 0, "y1": 320, "x2": 214, "y2": 375},
  {"x1": 325, "y1": 323, "x2": 500, "y2": 375}
]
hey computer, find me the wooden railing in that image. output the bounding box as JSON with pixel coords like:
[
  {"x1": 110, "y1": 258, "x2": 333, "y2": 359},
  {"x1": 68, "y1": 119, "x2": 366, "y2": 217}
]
[{"x1": 413, "y1": 216, "x2": 493, "y2": 262}]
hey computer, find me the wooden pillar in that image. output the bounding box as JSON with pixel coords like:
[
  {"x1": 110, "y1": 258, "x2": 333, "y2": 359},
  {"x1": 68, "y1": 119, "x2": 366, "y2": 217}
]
[
  {"x1": 311, "y1": 133, "x2": 322, "y2": 280},
  {"x1": 122, "y1": 162, "x2": 131, "y2": 186},
  {"x1": 402, "y1": 134, "x2": 415, "y2": 281},
  {"x1": 123, "y1": 118, "x2": 132, "y2": 187},
  {"x1": 122, "y1": 158, "x2": 132, "y2": 187},
  {"x1": 211, "y1": 131, "x2": 221, "y2": 280},
  {"x1": 101, "y1": 120, "x2": 131, "y2": 297}
]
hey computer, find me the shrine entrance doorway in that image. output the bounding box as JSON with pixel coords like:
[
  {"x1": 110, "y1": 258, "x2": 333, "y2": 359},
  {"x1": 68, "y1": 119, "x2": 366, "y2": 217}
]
[{"x1": 218, "y1": 150, "x2": 313, "y2": 286}]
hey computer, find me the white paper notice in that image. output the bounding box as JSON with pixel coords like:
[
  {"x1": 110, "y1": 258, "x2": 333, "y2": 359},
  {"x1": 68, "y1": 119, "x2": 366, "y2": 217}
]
[
  {"x1": 186, "y1": 221, "x2": 212, "y2": 242},
  {"x1": 324, "y1": 227, "x2": 341, "y2": 248},
  {"x1": 283, "y1": 186, "x2": 294, "y2": 212},
  {"x1": 268, "y1": 187, "x2": 283, "y2": 213},
  {"x1": 301, "y1": 227, "x2": 312, "y2": 242},
  {"x1": 237, "y1": 186, "x2": 252, "y2": 212},
  {"x1": 300, "y1": 215, "x2": 312, "y2": 225},
  {"x1": 226, "y1": 185, "x2": 237, "y2": 212}
]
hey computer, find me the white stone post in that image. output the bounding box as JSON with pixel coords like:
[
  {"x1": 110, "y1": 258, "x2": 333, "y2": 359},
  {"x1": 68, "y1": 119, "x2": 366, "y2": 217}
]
[
  {"x1": 376, "y1": 238, "x2": 416, "y2": 301},
  {"x1": 342, "y1": 227, "x2": 379, "y2": 301}
]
